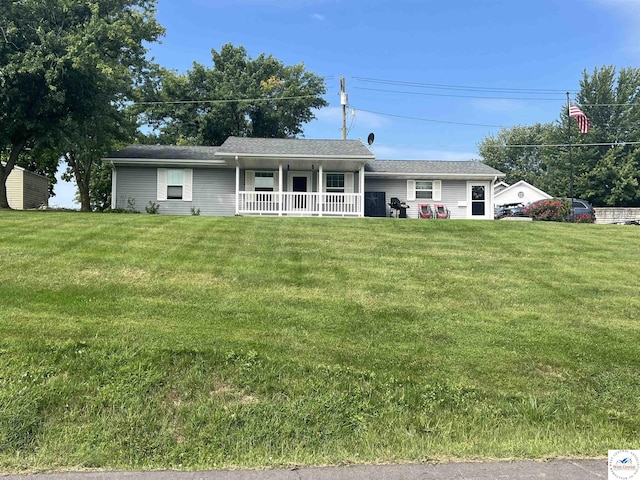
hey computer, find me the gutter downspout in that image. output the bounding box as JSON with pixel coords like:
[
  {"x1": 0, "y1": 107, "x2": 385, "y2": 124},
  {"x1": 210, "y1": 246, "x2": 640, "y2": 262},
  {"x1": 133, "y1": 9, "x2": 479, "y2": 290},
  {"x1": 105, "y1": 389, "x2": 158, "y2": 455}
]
[
  {"x1": 110, "y1": 161, "x2": 117, "y2": 210},
  {"x1": 491, "y1": 175, "x2": 498, "y2": 218}
]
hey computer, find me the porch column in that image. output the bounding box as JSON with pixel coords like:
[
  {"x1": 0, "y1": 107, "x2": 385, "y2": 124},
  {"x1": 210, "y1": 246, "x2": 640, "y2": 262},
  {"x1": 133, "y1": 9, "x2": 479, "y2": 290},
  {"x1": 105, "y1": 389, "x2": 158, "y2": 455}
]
[
  {"x1": 278, "y1": 163, "x2": 283, "y2": 217},
  {"x1": 359, "y1": 164, "x2": 365, "y2": 217},
  {"x1": 318, "y1": 164, "x2": 323, "y2": 217},
  {"x1": 235, "y1": 164, "x2": 240, "y2": 215}
]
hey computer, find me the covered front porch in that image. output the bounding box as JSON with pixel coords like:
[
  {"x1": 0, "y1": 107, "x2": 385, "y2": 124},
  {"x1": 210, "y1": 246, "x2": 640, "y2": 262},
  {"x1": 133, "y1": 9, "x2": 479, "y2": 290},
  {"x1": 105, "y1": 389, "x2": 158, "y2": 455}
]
[{"x1": 234, "y1": 164, "x2": 365, "y2": 217}]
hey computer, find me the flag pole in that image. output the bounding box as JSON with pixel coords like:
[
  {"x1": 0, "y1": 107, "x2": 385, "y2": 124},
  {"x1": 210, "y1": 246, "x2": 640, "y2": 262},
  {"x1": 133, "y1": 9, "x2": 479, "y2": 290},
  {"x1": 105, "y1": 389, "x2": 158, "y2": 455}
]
[{"x1": 566, "y1": 92, "x2": 574, "y2": 222}]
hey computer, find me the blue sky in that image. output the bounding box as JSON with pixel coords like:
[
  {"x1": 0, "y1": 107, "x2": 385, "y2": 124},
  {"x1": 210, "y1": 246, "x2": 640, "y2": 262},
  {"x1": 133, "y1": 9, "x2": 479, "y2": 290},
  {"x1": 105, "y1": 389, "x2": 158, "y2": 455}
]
[{"x1": 54, "y1": 0, "x2": 640, "y2": 207}]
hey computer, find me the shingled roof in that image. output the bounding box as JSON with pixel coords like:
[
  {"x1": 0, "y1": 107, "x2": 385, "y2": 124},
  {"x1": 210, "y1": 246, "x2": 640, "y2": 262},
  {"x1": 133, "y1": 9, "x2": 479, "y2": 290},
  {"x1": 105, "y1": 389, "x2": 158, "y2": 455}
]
[
  {"x1": 216, "y1": 136, "x2": 375, "y2": 158},
  {"x1": 105, "y1": 145, "x2": 220, "y2": 160},
  {"x1": 366, "y1": 160, "x2": 504, "y2": 176}
]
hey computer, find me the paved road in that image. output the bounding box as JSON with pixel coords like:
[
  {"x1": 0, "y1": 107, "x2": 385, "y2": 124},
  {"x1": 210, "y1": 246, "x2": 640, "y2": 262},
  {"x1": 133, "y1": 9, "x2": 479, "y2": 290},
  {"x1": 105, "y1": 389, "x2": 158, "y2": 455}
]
[{"x1": 2, "y1": 459, "x2": 607, "y2": 480}]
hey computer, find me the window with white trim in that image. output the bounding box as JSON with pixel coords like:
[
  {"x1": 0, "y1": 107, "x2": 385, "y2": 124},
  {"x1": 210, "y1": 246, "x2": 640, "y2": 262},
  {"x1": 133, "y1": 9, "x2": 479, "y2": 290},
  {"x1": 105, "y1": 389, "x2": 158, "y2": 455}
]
[
  {"x1": 157, "y1": 168, "x2": 193, "y2": 202},
  {"x1": 167, "y1": 169, "x2": 184, "y2": 199},
  {"x1": 415, "y1": 180, "x2": 433, "y2": 199},
  {"x1": 326, "y1": 173, "x2": 345, "y2": 192},
  {"x1": 407, "y1": 179, "x2": 441, "y2": 201},
  {"x1": 254, "y1": 172, "x2": 274, "y2": 192}
]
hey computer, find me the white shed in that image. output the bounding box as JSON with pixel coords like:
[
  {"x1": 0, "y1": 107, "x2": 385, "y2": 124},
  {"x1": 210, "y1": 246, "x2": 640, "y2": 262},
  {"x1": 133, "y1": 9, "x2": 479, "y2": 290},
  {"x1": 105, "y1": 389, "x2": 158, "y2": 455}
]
[
  {"x1": 494, "y1": 180, "x2": 551, "y2": 207},
  {"x1": 6, "y1": 166, "x2": 49, "y2": 210}
]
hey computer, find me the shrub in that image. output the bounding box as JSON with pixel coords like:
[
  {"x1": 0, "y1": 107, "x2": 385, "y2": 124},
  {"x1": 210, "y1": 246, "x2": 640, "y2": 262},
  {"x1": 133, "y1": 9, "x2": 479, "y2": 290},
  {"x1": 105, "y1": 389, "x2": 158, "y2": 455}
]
[
  {"x1": 574, "y1": 213, "x2": 594, "y2": 223},
  {"x1": 524, "y1": 198, "x2": 570, "y2": 222},
  {"x1": 145, "y1": 201, "x2": 160, "y2": 214}
]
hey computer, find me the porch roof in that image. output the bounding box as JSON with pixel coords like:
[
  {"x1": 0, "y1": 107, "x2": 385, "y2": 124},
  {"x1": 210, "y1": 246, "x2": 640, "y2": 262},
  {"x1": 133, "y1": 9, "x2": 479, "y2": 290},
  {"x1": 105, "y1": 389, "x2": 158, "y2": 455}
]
[{"x1": 216, "y1": 136, "x2": 374, "y2": 170}]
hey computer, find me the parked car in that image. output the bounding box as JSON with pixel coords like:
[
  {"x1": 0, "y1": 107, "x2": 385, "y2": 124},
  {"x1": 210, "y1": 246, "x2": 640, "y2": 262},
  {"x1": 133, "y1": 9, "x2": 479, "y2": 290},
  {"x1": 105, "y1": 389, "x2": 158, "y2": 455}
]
[
  {"x1": 570, "y1": 198, "x2": 596, "y2": 221},
  {"x1": 495, "y1": 202, "x2": 526, "y2": 219},
  {"x1": 524, "y1": 198, "x2": 596, "y2": 222}
]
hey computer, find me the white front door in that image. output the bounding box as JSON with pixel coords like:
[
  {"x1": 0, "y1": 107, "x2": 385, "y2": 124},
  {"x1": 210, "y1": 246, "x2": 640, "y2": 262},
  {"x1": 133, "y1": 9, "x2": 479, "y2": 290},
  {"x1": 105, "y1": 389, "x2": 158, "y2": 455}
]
[{"x1": 467, "y1": 181, "x2": 492, "y2": 219}]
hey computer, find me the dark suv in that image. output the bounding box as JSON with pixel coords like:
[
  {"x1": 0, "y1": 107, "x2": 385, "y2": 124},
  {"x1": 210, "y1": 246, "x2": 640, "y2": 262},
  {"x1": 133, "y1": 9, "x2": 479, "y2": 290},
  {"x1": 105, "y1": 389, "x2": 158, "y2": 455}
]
[{"x1": 570, "y1": 198, "x2": 596, "y2": 222}]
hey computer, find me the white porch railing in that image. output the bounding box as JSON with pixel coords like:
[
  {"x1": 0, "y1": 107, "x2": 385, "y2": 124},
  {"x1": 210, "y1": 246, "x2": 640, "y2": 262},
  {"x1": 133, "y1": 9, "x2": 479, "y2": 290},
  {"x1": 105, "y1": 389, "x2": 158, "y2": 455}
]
[{"x1": 238, "y1": 191, "x2": 362, "y2": 216}]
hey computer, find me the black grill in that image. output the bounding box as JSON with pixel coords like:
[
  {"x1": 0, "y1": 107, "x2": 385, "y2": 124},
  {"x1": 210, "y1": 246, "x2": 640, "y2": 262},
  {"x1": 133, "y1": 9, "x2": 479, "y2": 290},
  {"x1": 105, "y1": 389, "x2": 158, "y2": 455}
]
[{"x1": 388, "y1": 197, "x2": 409, "y2": 218}]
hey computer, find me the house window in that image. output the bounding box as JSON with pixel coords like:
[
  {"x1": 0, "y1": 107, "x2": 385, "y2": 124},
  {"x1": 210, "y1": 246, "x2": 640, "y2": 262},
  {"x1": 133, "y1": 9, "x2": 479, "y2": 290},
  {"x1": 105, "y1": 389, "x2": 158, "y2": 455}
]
[
  {"x1": 157, "y1": 168, "x2": 192, "y2": 202},
  {"x1": 326, "y1": 173, "x2": 345, "y2": 192},
  {"x1": 407, "y1": 179, "x2": 441, "y2": 202},
  {"x1": 167, "y1": 169, "x2": 184, "y2": 199},
  {"x1": 415, "y1": 180, "x2": 433, "y2": 199},
  {"x1": 254, "y1": 172, "x2": 274, "y2": 192}
]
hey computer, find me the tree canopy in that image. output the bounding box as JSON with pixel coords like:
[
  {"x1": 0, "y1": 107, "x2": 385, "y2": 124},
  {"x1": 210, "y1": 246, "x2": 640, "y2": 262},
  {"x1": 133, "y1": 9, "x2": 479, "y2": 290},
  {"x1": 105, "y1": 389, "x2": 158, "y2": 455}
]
[
  {"x1": 141, "y1": 43, "x2": 328, "y2": 146},
  {"x1": 0, "y1": 0, "x2": 164, "y2": 208},
  {"x1": 479, "y1": 66, "x2": 640, "y2": 206}
]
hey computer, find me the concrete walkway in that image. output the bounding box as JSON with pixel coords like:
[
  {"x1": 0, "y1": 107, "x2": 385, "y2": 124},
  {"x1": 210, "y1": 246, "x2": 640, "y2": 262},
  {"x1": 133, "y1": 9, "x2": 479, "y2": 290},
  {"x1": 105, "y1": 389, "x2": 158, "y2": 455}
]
[{"x1": 2, "y1": 459, "x2": 607, "y2": 480}]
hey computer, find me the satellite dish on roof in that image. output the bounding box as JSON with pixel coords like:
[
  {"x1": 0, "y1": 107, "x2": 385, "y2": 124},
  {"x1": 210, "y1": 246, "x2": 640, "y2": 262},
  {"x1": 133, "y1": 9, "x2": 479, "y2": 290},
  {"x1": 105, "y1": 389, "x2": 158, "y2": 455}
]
[{"x1": 367, "y1": 132, "x2": 375, "y2": 145}]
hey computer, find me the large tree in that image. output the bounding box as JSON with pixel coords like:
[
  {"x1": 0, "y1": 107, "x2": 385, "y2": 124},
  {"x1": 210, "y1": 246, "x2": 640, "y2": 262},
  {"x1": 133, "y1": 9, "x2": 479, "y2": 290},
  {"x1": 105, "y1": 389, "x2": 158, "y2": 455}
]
[
  {"x1": 142, "y1": 43, "x2": 328, "y2": 146},
  {"x1": 478, "y1": 123, "x2": 559, "y2": 192},
  {"x1": 478, "y1": 66, "x2": 640, "y2": 206},
  {"x1": 0, "y1": 0, "x2": 163, "y2": 209}
]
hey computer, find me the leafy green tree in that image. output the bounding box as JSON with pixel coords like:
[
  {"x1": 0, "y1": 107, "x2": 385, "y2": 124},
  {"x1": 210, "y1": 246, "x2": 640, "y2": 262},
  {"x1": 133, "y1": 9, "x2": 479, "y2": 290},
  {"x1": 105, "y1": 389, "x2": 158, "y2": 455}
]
[
  {"x1": 571, "y1": 66, "x2": 640, "y2": 206},
  {"x1": 0, "y1": 0, "x2": 164, "y2": 209},
  {"x1": 142, "y1": 43, "x2": 328, "y2": 145},
  {"x1": 478, "y1": 123, "x2": 561, "y2": 193},
  {"x1": 479, "y1": 66, "x2": 640, "y2": 206}
]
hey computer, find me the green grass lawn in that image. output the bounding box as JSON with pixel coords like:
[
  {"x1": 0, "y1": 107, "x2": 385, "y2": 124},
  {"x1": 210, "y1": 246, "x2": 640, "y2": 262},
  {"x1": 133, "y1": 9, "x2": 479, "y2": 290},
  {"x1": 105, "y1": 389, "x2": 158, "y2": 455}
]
[{"x1": 0, "y1": 211, "x2": 639, "y2": 472}]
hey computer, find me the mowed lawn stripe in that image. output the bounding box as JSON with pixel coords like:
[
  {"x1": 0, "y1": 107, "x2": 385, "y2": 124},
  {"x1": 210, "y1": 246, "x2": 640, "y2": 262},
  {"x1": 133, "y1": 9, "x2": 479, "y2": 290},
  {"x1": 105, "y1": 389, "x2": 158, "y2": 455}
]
[{"x1": 0, "y1": 211, "x2": 638, "y2": 471}]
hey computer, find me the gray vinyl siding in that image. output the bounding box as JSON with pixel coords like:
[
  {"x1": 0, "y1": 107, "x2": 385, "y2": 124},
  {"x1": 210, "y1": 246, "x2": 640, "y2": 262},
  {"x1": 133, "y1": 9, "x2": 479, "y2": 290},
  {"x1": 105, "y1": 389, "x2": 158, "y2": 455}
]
[
  {"x1": 364, "y1": 178, "x2": 469, "y2": 219},
  {"x1": 192, "y1": 168, "x2": 236, "y2": 216},
  {"x1": 114, "y1": 166, "x2": 236, "y2": 216},
  {"x1": 22, "y1": 170, "x2": 48, "y2": 209}
]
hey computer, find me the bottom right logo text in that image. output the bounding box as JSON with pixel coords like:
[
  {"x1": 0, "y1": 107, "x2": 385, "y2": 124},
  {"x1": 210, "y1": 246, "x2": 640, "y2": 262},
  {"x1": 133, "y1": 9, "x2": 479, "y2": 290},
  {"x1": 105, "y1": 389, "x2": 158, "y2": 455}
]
[{"x1": 610, "y1": 450, "x2": 640, "y2": 480}]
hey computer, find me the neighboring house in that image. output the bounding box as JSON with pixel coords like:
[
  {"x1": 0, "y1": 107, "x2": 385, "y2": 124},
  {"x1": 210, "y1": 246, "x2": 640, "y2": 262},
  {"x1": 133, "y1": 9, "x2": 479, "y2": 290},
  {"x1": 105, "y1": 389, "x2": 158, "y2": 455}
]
[
  {"x1": 4, "y1": 165, "x2": 49, "y2": 210},
  {"x1": 493, "y1": 180, "x2": 551, "y2": 208},
  {"x1": 103, "y1": 136, "x2": 505, "y2": 220},
  {"x1": 494, "y1": 181, "x2": 510, "y2": 195}
]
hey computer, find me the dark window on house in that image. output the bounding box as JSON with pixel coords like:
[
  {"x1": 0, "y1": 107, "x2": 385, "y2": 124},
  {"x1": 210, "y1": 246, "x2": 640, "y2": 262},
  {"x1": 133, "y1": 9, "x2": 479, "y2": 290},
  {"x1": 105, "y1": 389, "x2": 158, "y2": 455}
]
[{"x1": 326, "y1": 173, "x2": 345, "y2": 192}]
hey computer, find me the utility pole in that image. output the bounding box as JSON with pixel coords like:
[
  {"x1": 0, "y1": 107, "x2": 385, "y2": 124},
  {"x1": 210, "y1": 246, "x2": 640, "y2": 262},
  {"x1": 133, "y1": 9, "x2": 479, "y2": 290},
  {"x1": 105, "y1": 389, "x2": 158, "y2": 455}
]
[{"x1": 340, "y1": 77, "x2": 348, "y2": 140}]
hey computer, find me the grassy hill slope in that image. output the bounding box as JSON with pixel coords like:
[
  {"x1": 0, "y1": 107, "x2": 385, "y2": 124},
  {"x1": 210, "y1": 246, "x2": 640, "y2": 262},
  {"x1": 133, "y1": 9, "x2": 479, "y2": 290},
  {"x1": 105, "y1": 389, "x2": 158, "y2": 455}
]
[{"x1": 0, "y1": 211, "x2": 638, "y2": 471}]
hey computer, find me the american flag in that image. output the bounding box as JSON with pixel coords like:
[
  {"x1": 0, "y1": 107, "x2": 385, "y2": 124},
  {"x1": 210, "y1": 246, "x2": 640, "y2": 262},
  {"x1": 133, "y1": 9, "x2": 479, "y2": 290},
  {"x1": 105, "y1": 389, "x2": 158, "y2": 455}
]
[{"x1": 568, "y1": 102, "x2": 590, "y2": 134}]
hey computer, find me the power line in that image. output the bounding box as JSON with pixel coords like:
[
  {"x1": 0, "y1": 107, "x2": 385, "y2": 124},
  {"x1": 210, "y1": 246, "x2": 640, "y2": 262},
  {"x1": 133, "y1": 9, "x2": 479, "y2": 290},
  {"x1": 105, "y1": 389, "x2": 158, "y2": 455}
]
[
  {"x1": 482, "y1": 141, "x2": 640, "y2": 148},
  {"x1": 370, "y1": 141, "x2": 639, "y2": 151},
  {"x1": 354, "y1": 86, "x2": 564, "y2": 102},
  {"x1": 356, "y1": 107, "x2": 507, "y2": 128},
  {"x1": 352, "y1": 76, "x2": 576, "y2": 95}
]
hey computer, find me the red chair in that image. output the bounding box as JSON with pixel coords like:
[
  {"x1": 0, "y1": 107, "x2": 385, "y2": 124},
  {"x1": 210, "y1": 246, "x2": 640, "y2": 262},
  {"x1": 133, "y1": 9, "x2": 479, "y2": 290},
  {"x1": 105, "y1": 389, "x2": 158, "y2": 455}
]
[
  {"x1": 418, "y1": 203, "x2": 433, "y2": 219},
  {"x1": 434, "y1": 204, "x2": 450, "y2": 219}
]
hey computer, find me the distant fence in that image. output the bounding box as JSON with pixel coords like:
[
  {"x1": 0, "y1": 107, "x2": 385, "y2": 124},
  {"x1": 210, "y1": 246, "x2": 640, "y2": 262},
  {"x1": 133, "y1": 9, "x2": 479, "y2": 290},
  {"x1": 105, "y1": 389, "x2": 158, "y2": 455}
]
[{"x1": 595, "y1": 207, "x2": 640, "y2": 224}]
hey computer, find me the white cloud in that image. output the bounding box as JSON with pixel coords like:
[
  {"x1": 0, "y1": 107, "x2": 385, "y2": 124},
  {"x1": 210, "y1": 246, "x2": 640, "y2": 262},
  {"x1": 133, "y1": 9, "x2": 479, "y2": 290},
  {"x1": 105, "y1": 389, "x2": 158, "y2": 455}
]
[
  {"x1": 590, "y1": 0, "x2": 640, "y2": 54},
  {"x1": 312, "y1": 13, "x2": 326, "y2": 21}
]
